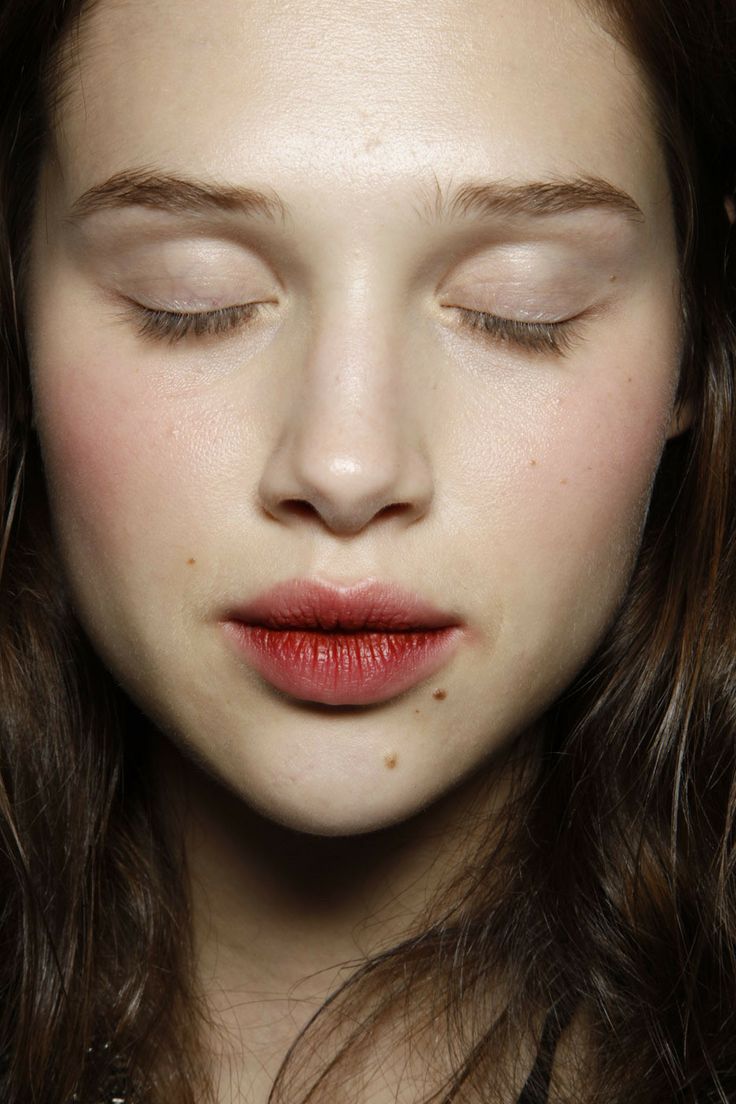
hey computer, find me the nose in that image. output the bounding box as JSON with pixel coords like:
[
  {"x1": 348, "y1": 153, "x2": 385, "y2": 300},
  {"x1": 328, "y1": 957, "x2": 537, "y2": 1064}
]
[{"x1": 257, "y1": 306, "x2": 434, "y2": 536}]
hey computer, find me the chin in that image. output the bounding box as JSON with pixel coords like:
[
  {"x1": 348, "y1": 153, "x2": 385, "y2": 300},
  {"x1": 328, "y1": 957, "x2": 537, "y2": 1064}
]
[
  {"x1": 244, "y1": 785, "x2": 429, "y2": 838},
  {"x1": 218, "y1": 752, "x2": 448, "y2": 836}
]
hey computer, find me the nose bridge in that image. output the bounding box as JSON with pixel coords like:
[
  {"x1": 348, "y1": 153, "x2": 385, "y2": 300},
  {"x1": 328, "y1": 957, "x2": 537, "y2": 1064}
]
[
  {"x1": 302, "y1": 285, "x2": 398, "y2": 449},
  {"x1": 258, "y1": 274, "x2": 434, "y2": 534}
]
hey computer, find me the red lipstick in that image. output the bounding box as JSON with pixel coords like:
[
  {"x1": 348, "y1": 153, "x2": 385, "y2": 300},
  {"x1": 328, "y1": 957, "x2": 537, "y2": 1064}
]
[{"x1": 222, "y1": 579, "x2": 464, "y2": 706}]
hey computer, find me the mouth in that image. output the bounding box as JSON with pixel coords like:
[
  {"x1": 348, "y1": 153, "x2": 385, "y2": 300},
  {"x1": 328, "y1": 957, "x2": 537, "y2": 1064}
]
[{"x1": 221, "y1": 578, "x2": 465, "y2": 706}]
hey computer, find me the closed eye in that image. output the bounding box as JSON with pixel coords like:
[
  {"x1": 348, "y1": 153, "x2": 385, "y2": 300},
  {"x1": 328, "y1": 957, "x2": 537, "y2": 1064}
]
[
  {"x1": 454, "y1": 307, "x2": 584, "y2": 356},
  {"x1": 122, "y1": 301, "x2": 265, "y2": 344},
  {"x1": 120, "y1": 298, "x2": 582, "y2": 356}
]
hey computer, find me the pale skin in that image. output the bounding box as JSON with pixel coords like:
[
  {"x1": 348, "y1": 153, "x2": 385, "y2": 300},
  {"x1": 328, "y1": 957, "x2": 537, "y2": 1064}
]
[{"x1": 25, "y1": 0, "x2": 688, "y2": 1098}]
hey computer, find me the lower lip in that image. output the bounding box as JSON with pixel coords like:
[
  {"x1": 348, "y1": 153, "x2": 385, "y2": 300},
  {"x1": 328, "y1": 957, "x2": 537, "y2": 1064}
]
[{"x1": 224, "y1": 622, "x2": 463, "y2": 705}]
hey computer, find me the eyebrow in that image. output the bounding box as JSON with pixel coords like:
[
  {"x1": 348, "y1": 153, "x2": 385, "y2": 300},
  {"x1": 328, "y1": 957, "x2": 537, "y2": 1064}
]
[
  {"x1": 69, "y1": 169, "x2": 289, "y2": 223},
  {"x1": 425, "y1": 174, "x2": 645, "y2": 224},
  {"x1": 68, "y1": 168, "x2": 646, "y2": 226}
]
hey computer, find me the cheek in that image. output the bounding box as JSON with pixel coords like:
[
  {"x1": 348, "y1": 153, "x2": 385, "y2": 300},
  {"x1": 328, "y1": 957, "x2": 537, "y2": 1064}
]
[
  {"x1": 458, "y1": 360, "x2": 677, "y2": 689},
  {"x1": 438, "y1": 317, "x2": 680, "y2": 671},
  {"x1": 546, "y1": 368, "x2": 674, "y2": 555},
  {"x1": 31, "y1": 345, "x2": 241, "y2": 600},
  {"x1": 450, "y1": 373, "x2": 671, "y2": 540}
]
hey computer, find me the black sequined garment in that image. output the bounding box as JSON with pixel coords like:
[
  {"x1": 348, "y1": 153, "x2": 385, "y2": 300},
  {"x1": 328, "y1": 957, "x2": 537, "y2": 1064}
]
[
  {"x1": 71, "y1": 1009, "x2": 567, "y2": 1103},
  {"x1": 68, "y1": 1043, "x2": 132, "y2": 1104}
]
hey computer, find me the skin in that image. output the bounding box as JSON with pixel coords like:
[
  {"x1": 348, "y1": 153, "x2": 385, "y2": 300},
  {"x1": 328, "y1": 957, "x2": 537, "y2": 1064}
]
[{"x1": 24, "y1": 0, "x2": 687, "y2": 1096}]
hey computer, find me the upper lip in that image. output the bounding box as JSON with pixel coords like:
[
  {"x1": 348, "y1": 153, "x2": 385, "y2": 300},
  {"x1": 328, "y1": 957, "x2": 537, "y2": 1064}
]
[{"x1": 226, "y1": 578, "x2": 462, "y2": 632}]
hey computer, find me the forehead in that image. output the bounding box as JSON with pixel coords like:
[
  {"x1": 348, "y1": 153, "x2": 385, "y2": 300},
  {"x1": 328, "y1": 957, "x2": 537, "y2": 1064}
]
[{"x1": 51, "y1": 0, "x2": 665, "y2": 218}]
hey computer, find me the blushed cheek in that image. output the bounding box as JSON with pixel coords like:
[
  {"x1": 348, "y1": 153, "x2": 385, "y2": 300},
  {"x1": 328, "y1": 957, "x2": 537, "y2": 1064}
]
[
  {"x1": 522, "y1": 374, "x2": 677, "y2": 595},
  {"x1": 31, "y1": 351, "x2": 214, "y2": 587}
]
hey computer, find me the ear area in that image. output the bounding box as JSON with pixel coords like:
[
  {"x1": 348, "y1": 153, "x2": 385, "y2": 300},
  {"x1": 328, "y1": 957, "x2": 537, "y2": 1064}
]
[
  {"x1": 666, "y1": 194, "x2": 736, "y2": 440},
  {"x1": 666, "y1": 193, "x2": 734, "y2": 441},
  {"x1": 666, "y1": 399, "x2": 693, "y2": 439}
]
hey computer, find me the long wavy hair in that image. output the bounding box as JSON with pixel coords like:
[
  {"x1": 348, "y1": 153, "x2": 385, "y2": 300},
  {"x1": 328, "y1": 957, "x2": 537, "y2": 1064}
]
[{"x1": 1, "y1": 1, "x2": 735, "y2": 1101}]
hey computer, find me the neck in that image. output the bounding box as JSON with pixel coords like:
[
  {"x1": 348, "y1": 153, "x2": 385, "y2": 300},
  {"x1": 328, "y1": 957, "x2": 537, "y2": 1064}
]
[{"x1": 154, "y1": 734, "x2": 531, "y2": 1102}]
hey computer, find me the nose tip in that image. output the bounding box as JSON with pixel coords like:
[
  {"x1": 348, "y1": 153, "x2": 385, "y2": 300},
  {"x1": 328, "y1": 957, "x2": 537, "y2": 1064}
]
[{"x1": 258, "y1": 442, "x2": 433, "y2": 536}]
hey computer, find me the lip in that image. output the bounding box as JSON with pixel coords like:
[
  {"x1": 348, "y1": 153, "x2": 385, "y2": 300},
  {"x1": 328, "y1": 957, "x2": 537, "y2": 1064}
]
[{"x1": 221, "y1": 578, "x2": 465, "y2": 706}]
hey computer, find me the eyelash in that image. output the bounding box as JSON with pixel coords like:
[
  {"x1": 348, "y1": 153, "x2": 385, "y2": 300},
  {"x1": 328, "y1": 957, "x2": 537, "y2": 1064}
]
[
  {"x1": 456, "y1": 308, "x2": 581, "y2": 356},
  {"x1": 125, "y1": 300, "x2": 581, "y2": 356},
  {"x1": 126, "y1": 301, "x2": 261, "y2": 344}
]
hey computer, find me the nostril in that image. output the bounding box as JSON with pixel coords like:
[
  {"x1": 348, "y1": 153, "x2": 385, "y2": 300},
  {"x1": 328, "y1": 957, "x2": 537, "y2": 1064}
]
[
  {"x1": 263, "y1": 493, "x2": 417, "y2": 535},
  {"x1": 278, "y1": 497, "x2": 414, "y2": 527},
  {"x1": 375, "y1": 502, "x2": 412, "y2": 522},
  {"x1": 260, "y1": 497, "x2": 319, "y2": 525},
  {"x1": 282, "y1": 499, "x2": 319, "y2": 520}
]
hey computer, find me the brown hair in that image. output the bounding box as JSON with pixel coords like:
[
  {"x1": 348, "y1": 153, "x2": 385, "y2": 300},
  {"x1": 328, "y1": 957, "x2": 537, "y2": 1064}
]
[{"x1": 0, "y1": 1, "x2": 735, "y2": 1100}]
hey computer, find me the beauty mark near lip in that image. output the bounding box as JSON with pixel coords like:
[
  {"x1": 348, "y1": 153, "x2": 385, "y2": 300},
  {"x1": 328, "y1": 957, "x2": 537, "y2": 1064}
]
[{"x1": 220, "y1": 578, "x2": 466, "y2": 706}]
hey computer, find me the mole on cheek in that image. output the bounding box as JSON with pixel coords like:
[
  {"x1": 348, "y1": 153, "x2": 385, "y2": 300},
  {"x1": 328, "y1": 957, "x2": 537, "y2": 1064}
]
[
  {"x1": 432, "y1": 688, "x2": 447, "y2": 701},
  {"x1": 384, "y1": 753, "x2": 398, "y2": 769},
  {"x1": 186, "y1": 558, "x2": 196, "y2": 566}
]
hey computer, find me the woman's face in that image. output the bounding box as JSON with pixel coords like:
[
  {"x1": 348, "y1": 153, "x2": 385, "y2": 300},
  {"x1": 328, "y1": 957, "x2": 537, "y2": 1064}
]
[{"x1": 27, "y1": 0, "x2": 683, "y2": 834}]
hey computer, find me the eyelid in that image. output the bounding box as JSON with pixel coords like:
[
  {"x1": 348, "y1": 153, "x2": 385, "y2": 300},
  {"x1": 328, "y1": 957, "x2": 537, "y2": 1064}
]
[
  {"x1": 119, "y1": 299, "x2": 266, "y2": 344},
  {"x1": 116, "y1": 295, "x2": 587, "y2": 356},
  {"x1": 451, "y1": 306, "x2": 586, "y2": 357}
]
